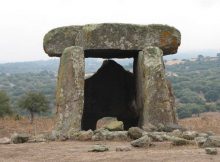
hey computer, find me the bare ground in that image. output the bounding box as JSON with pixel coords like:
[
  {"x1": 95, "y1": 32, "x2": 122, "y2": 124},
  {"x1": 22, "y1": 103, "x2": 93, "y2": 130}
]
[
  {"x1": 1, "y1": 112, "x2": 220, "y2": 162},
  {"x1": 0, "y1": 141, "x2": 219, "y2": 162}
]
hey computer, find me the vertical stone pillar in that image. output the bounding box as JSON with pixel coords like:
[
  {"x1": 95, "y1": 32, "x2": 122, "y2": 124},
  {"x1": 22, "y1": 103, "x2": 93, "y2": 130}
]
[
  {"x1": 56, "y1": 46, "x2": 84, "y2": 134},
  {"x1": 135, "y1": 46, "x2": 177, "y2": 130}
]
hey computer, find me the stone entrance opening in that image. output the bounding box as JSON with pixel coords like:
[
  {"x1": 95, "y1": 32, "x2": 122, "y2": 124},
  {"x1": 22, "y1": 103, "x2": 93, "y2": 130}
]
[{"x1": 82, "y1": 49, "x2": 139, "y2": 130}]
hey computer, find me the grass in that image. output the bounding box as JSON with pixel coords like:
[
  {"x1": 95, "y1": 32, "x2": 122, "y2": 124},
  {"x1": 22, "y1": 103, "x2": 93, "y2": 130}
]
[
  {"x1": 0, "y1": 112, "x2": 220, "y2": 138},
  {"x1": 0, "y1": 116, "x2": 55, "y2": 138},
  {"x1": 179, "y1": 112, "x2": 220, "y2": 135}
]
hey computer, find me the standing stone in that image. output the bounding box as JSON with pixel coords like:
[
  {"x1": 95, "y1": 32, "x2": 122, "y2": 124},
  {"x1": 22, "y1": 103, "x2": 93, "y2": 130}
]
[
  {"x1": 56, "y1": 46, "x2": 84, "y2": 134},
  {"x1": 135, "y1": 46, "x2": 177, "y2": 130}
]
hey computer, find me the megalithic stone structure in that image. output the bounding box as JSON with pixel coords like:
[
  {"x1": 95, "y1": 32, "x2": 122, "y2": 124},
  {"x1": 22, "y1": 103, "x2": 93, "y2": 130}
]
[{"x1": 43, "y1": 23, "x2": 181, "y2": 135}]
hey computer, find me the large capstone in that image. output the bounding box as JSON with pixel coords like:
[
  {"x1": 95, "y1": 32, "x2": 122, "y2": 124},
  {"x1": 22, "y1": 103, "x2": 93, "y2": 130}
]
[
  {"x1": 82, "y1": 60, "x2": 138, "y2": 130},
  {"x1": 44, "y1": 23, "x2": 181, "y2": 57}
]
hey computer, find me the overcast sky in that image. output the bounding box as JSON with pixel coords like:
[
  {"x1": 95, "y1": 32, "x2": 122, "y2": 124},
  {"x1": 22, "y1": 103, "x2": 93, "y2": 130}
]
[{"x1": 0, "y1": 0, "x2": 219, "y2": 63}]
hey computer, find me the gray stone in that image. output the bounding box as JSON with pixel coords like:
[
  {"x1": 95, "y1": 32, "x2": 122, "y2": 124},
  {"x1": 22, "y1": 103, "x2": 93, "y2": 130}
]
[
  {"x1": 78, "y1": 130, "x2": 93, "y2": 141},
  {"x1": 131, "y1": 135, "x2": 151, "y2": 147},
  {"x1": 96, "y1": 117, "x2": 118, "y2": 130},
  {"x1": 55, "y1": 46, "x2": 84, "y2": 134},
  {"x1": 203, "y1": 136, "x2": 220, "y2": 147},
  {"x1": 92, "y1": 128, "x2": 128, "y2": 141},
  {"x1": 147, "y1": 132, "x2": 164, "y2": 142},
  {"x1": 171, "y1": 129, "x2": 182, "y2": 137},
  {"x1": 44, "y1": 23, "x2": 181, "y2": 57},
  {"x1": 88, "y1": 144, "x2": 109, "y2": 152},
  {"x1": 163, "y1": 123, "x2": 184, "y2": 132},
  {"x1": 116, "y1": 146, "x2": 131, "y2": 152},
  {"x1": 195, "y1": 137, "x2": 207, "y2": 147},
  {"x1": 104, "y1": 121, "x2": 124, "y2": 131},
  {"x1": 0, "y1": 137, "x2": 11, "y2": 144},
  {"x1": 162, "y1": 135, "x2": 190, "y2": 146},
  {"x1": 182, "y1": 131, "x2": 198, "y2": 140},
  {"x1": 128, "y1": 127, "x2": 143, "y2": 140},
  {"x1": 198, "y1": 133, "x2": 208, "y2": 138},
  {"x1": 205, "y1": 148, "x2": 217, "y2": 155},
  {"x1": 135, "y1": 46, "x2": 177, "y2": 128},
  {"x1": 28, "y1": 134, "x2": 47, "y2": 143},
  {"x1": 11, "y1": 133, "x2": 29, "y2": 144}
]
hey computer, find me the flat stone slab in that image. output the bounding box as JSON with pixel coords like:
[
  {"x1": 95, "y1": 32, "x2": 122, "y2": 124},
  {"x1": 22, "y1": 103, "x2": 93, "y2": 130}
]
[{"x1": 44, "y1": 23, "x2": 181, "y2": 57}]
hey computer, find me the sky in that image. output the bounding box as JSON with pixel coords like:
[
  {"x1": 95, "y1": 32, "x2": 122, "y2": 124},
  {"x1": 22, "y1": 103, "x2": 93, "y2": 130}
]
[{"x1": 0, "y1": 0, "x2": 220, "y2": 63}]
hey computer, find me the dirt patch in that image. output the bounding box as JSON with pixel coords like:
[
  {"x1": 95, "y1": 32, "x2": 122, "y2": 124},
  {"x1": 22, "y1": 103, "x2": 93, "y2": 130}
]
[{"x1": 0, "y1": 141, "x2": 219, "y2": 162}]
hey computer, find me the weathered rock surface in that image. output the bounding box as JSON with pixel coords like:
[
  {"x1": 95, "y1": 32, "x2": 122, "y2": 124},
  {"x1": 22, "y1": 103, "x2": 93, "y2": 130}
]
[
  {"x1": 116, "y1": 146, "x2": 131, "y2": 152},
  {"x1": 28, "y1": 134, "x2": 47, "y2": 143},
  {"x1": 92, "y1": 128, "x2": 128, "y2": 141},
  {"x1": 78, "y1": 130, "x2": 94, "y2": 141},
  {"x1": 135, "y1": 46, "x2": 177, "y2": 129},
  {"x1": 182, "y1": 131, "x2": 198, "y2": 140},
  {"x1": 203, "y1": 136, "x2": 220, "y2": 147},
  {"x1": 130, "y1": 135, "x2": 151, "y2": 147},
  {"x1": 0, "y1": 137, "x2": 11, "y2": 144},
  {"x1": 88, "y1": 144, "x2": 109, "y2": 152},
  {"x1": 96, "y1": 117, "x2": 118, "y2": 129},
  {"x1": 105, "y1": 121, "x2": 124, "y2": 131},
  {"x1": 44, "y1": 23, "x2": 181, "y2": 57},
  {"x1": 205, "y1": 148, "x2": 218, "y2": 155},
  {"x1": 55, "y1": 46, "x2": 84, "y2": 134},
  {"x1": 195, "y1": 137, "x2": 207, "y2": 147},
  {"x1": 11, "y1": 133, "x2": 29, "y2": 144},
  {"x1": 128, "y1": 127, "x2": 144, "y2": 140}
]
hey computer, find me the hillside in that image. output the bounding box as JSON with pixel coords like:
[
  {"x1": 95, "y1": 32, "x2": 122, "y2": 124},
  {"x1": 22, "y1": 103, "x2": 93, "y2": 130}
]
[{"x1": 0, "y1": 56, "x2": 219, "y2": 118}]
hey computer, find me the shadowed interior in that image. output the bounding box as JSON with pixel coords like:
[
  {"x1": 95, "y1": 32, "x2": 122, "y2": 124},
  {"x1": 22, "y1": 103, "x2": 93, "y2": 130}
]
[{"x1": 82, "y1": 59, "x2": 139, "y2": 130}]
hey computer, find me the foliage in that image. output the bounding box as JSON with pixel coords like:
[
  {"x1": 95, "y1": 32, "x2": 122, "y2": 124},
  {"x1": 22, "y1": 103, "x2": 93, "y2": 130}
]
[
  {"x1": 0, "y1": 90, "x2": 12, "y2": 117},
  {"x1": 166, "y1": 56, "x2": 220, "y2": 119},
  {"x1": 18, "y1": 91, "x2": 49, "y2": 123}
]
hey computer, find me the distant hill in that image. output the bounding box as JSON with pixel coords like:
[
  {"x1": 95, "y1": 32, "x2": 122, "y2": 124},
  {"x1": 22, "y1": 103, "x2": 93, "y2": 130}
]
[{"x1": 0, "y1": 58, "x2": 133, "y2": 74}]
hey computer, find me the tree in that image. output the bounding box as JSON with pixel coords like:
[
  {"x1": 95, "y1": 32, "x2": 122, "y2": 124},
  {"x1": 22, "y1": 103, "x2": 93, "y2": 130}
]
[
  {"x1": 204, "y1": 90, "x2": 219, "y2": 102},
  {"x1": 0, "y1": 91, "x2": 12, "y2": 117},
  {"x1": 18, "y1": 92, "x2": 49, "y2": 123}
]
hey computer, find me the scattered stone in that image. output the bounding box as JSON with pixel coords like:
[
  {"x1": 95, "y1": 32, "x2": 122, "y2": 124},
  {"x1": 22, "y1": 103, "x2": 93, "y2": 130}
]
[
  {"x1": 0, "y1": 137, "x2": 11, "y2": 144},
  {"x1": 105, "y1": 121, "x2": 124, "y2": 131},
  {"x1": 165, "y1": 136, "x2": 190, "y2": 146},
  {"x1": 131, "y1": 135, "x2": 151, "y2": 147},
  {"x1": 171, "y1": 129, "x2": 182, "y2": 137},
  {"x1": 92, "y1": 128, "x2": 128, "y2": 141},
  {"x1": 11, "y1": 133, "x2": 29, "y2": 144},
  {"x1": 163, "y1": 124, "x2": 185, "y2": 132},
  {"x1": 147, "y1": 132, "x2": 164, "y2": 142},
  {"x1": 205, "y1": 148, "x2": 218, "y2": 155},
  {"x1": 28, "y1": 134, "x2": 47, "y2": 143},
  {"x1": 88, "y1": 144, "x2": 109, "y2": 152},
  {"x1": 128, "y1": 127, "x2": 143, "y2": 140},
  {"x1": 182, "y1": 131, "x2": 198, "y2": 140},
  {"x1": 96, "y1": 117, "x2": 117, "y2": 129},
  {"x1": 142, "y1": 123, "x2": 157, "y2": 132},
  {"x1": 92, "y1": 128, "x2": 111, "y2": 141},
  {"x1": 116, "y1": 146, "x2": 131, "y2": 152},
  {"x1": 203, "y1": 136, "x2": 220, "y2": 147},
  {"x1": 206, "y1": 131, "x2": 215, "y2": 136},
  {"x1": 156, "y1": 123, "x2": 165, "y2": 132},
  {"x1": 198, "y1": 133, "x2": 208, "y2": 138},
  {"x1": 195, "y1": 137, "x2": 207, "y2": 147},
  {"x1": 78, "y1": 130, "x2": 93, "y2": 141}
]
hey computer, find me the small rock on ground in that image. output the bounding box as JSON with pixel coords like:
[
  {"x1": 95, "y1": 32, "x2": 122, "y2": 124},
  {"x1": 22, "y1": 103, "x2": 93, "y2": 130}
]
[
  {"x1": 205, "y1": 148, "x2": 218, "y2": 155},
  {"x1": 131, "y1": 135, "x2": 151, "y2": 147},
  {"x1": 0, "y1": 137, "x2": 11, "y2": 144},
  {"x1": 116, "y1": 146, "x2": 131, "y2": 152},
  {"x1": 128, "y1": 127, "x2": 143, "y2": 140},
  {"x1": 88, "y1": 144, "x2": 109, "y2": 152}
]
